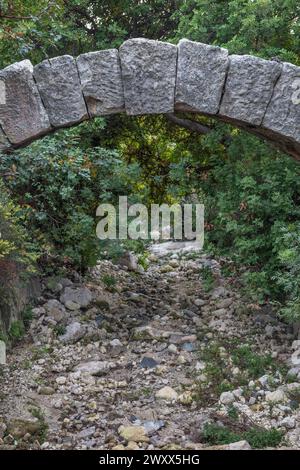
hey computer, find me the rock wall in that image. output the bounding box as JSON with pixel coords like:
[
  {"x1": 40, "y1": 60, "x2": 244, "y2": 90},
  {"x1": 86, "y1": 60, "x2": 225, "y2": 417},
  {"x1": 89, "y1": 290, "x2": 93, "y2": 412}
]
[
  {"x1": 0, "y1": 269, "x2": 41, "y2": 339},
  {"x1": 0, "y1": 38, "x2": 299, "y2": 159}
]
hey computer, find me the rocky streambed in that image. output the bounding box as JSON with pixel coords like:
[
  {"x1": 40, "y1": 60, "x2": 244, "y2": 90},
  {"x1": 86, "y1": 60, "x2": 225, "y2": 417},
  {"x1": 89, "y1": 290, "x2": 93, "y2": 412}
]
[{"x1": 0, "y1": 248, "x2": 300, "y2": 450}]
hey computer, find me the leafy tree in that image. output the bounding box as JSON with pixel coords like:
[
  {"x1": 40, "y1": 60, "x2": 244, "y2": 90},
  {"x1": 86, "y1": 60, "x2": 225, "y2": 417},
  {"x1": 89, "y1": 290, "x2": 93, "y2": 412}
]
[
  {"x1": 174, "y1": 0, "x2": 300, "y2": 63},
  {"x1": 1, "y1": 0, "x2": 300, "y2": 321},
  {"x1": 0, "y1": 122, "x2": 142, "y2": 271}
]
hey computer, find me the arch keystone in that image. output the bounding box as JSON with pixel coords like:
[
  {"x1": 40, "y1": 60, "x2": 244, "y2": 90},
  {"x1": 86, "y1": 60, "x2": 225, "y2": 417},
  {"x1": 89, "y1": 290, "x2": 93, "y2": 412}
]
[{"x1": 119, "y1": 38, "x2": 177, "y2": 115}]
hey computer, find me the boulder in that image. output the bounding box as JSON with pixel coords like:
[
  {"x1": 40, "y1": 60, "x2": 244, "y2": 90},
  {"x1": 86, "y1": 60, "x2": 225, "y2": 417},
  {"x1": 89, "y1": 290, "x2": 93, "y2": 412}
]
[
  {"x1": 44, "y1": 299, "x2": 66, "y2": 322},
  {"x1": 155, "y1": 386, "x2": 178, "y2": 401},
  {"x1": 73, "y1": 360, "x2": 112, "y2": 376},
  {"x1": 60, "y1": 287, "x2": 92, "y2": 309},
  {"x1": 265, "y1": 389, "x2": 288, "y2": 403},
  {"x1": 7, "y1": 417, "x2": 43, "y2": 438},
  {"x1": 219, "y1": 391, "x2": 235, "y2": 405},
  {"x1": 290, "y1": 349, "x2": 300, "y2": 367},
  {"x1": 118, "y1": 425, "x2": 149, "y2": 443},
  {"x1": 117, "y1": 251, "x2": 139, "y2": 271},
  {"x1": 59, "y1": 322, "x2": 85, "y2": 344}
]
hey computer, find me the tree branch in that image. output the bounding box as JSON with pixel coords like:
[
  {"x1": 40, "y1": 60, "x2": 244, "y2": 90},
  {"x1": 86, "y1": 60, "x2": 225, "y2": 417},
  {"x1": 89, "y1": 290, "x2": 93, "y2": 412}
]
[
  {"x1": 0, "y1": 14, "x2": 32, "y2": 20},
  {"x1": 165, "y1": 113, "x2": 212, "y2": 135}
]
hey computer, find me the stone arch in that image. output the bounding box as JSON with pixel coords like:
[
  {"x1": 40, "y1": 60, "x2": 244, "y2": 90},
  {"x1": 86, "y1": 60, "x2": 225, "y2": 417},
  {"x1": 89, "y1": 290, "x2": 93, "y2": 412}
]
[{"x1": 0, "y1": 38, "x2": 299, "y2": 160}]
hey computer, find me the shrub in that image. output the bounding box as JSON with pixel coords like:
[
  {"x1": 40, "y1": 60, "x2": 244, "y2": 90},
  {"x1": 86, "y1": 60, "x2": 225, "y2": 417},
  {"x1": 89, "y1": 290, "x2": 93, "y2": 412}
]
[
  {"x1": 0, "y1": 126, "x2": 141, "y2": 272},
  {"x1": 0, "y1": 180, "x2": 37, "y2": 275},
  {"x1": 202, "y1": 422, "x2": 283, "y2": 449}
]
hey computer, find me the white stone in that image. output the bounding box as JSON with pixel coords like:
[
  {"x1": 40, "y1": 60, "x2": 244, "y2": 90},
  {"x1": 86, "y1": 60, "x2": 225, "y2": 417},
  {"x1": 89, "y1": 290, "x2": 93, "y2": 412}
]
[
  {"x1": 219, "y1": 391, "x2": 235, "y2": 405},
  {"x1": 0, "y1": 340, "x2": 6, "y2": 365},
  {"x1": 280, "y1": 417, "x2": 295, "y2": 429},
  {"x1": 228, "y1": 440, "x2": 251, "y2": 450},
  {"x1": 56, "y1": 376, "x2": 67, "y2": 385},
  {"x1": 265, "y1": 389, "x2": 288, "y2": 403},
  {"x1": 292, "y1": 340, "x2": 300, "y2": 351},
  {"x1": 168, "y1": 344, "x2": 178, "y2": 354},
  {"x1": 155, "y1": 386, "x2": 178, "y2": 401},
  {"x1": 74, "y1": 360, "x2": 112, "y2": 376},
  {"x1": 290, "y1": 349, "x2": 300, "y2": 367}
]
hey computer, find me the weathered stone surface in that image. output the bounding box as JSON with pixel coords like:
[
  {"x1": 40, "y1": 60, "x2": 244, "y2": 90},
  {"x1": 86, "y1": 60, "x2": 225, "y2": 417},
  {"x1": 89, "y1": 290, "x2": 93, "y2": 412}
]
[
  {"x1": 176, "y1": 39, "x2": 228, "y2": 114},
  {"x1": 34, "y1": 55, "x2": 88, "y2": 128},
  {"x1": 219, "y1": 391, "x2": 235, "y2": 405},
  {"x1": 119, "y1": 38, "x2": 177, "y2": 115},
  {"x1": 60, "y1": 287, "x2": 92, "y2": 309},
  {"x1": 59, "y1": 322, "x2": 85, "y2": 344},
  {"x1": 73, "y1": 360, "x2": 112, "y2": 376},
  {"x1": 117, "y1": 251, "x2": 139, "y2": 271},
  {"x1": 0, "y1": 60, "x2": 51, "y2": 145},
  {"x1": 265, "y1": 389, "x2": 288, "y2": 403},
  {"x1": 263, "y1": 62, "x2": 300, "y2": 144},
  {"x1": 0, "y1": 41, "x2": 299, "y2": 161},
  {"x1": 44, "y1": 299, "x2": 66, "y2": 323},
  {"x1": 219, "y1": 55, "x2": 282, "y2": 126},
  {"x1": 118, "y1": 425, "x2": 149, "y2": 443},
  {"x1": 77, "y1": 49, "x2": 124, "y2": 117},
  {"x1": 155, "y1": 386, "x2": 178, "y2": 401}
]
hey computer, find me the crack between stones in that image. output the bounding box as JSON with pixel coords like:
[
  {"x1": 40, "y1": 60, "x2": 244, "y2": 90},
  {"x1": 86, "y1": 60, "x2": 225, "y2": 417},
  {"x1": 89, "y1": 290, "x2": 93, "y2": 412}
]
[
  {"x1": 217, "y1": 55, "x2": 231, "y2": 115},
  {"x1": 31, "y1": 59, "x2": 53, "y2": 131},
  {"x1": 74, "y1": 57, "x2": 92, "y2": 120},
  {"x1": 261, "y1": 63, "x2": 283, "y2": 127},
  {"x1": 117, "y1": 47, "x2": 128, "y2": 115},
  {"x1": 172, "y1": 45, "x2": 179, "y2": 114}
]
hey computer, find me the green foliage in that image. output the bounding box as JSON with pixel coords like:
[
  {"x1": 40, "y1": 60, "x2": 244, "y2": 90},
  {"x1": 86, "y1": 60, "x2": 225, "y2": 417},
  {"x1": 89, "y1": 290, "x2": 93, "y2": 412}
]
[
  {"x1": 175, "y1": 0, "x2": 300, "y2": 63},
  {"x1": 22, "y1": 305, "x2": 33, "y2": 328},
  {"x1": 9, "y1": 320, "x2": 25, "y2": 341},
  {"x1": 232, "y1": 345, "x2": 274, "y2": 378},
  {"x1": 101, "y1": 274, "x2": 117, "y2": 289},
  {"x1": 0, "y1": 180, "x2": 37, "y2": 272},
  {"x1": 194, "y1": 340, "x2": 285, "y2": 405},
  {"x1": 0, "y1": 125, "x2": 140, "y2": 272},
  {"x1": 29, "y1": 406, "x2": 48, "y2": 443},
  {"x1": 53, "y1": 324, "x2": 66, "y2": 337},
  {"x1": 202, "y1": 422, "x2": 283, "y2": 449},
  {"x1": 200, "y1": 266, "x2": 216, "y2": 292},
  {"x1": 0, "y1": 1, "x2": 180, "y2": 68},
  {"x1": 271, "y1": 223, "x2": 300, "y2": 322}
]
